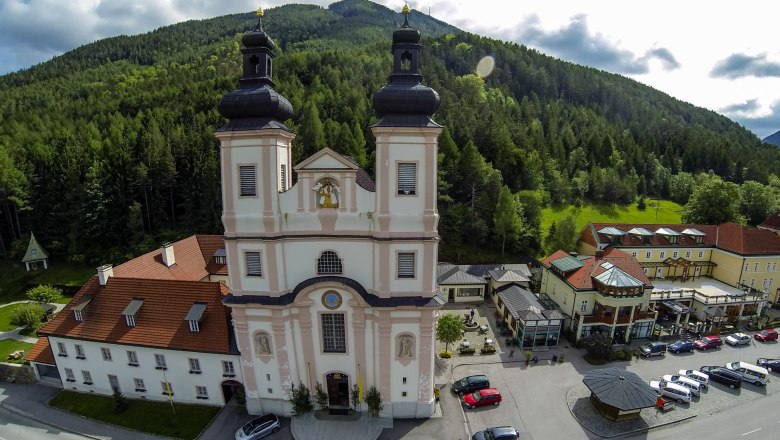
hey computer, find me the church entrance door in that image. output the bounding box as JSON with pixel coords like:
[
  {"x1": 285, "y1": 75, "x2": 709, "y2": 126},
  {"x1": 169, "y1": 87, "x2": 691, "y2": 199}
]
[{"x1": 326, "y1": 372, "x2": 350, "y2": 414}]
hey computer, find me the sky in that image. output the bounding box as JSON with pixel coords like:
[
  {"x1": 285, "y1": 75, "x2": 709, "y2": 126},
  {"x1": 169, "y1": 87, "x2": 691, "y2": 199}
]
[{"x1": 1, "y1": 0, "x2": 778, "y2": 139}]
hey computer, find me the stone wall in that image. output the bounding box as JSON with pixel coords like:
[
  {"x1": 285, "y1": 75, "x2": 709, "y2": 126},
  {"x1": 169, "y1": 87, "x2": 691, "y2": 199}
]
[{"x1": 0, "y1": 362, "x2": 36, "y2": 384}]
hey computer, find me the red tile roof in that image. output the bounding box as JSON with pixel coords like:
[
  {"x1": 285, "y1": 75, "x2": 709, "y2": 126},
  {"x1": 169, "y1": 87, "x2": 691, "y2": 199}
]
[
  {"x1": 715, "y1": 222, "x2": 780, "y2": 255},
  {"x1": 197, "y1": 235, "x2": 228, "y2": 275},
  {"x1": 543, "y1": 247, "x2": 651, "y2": 290},
  {"x1": 112, "y1": 235, "x2": 224, "y2": 280},
  {"x1": 38, "y1": 276, "x2": 232, "y2": 354},
  {"x1": 26, "y1": 338, "x2": 55, "y2": 365},
  {"x1": 758, "y1": 211, "x2": 780, "y2": 232}
]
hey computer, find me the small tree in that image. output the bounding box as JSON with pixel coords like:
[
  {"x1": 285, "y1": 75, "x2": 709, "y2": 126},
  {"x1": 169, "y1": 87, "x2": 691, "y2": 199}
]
[
  {"x1": 582, "y1": 332, "x2": 613, "y2": 360},
  {"x1": 289, "y1": 382, "x2": 313, "y2": 415},
  {"x1": 112, "y1": 388, "x2": 129, "y2": 413},
  {"x1": 314, "y1": 382, "x2": 329, "y2": 410},
  {"x1": 365, "y1": 386, "x2": 383, "y2": 416},
  {"x1": 436, "y1": 313, "x2": 463, "y2": 354},
  {"x1": 11, "y1": 303, "x2": 45, "y2": 328},
  {"x1": 350, "y1": 383, "x2": 361, "y2": 411},
  {"x1": 25, "y1": 284, "x2": 62, "y2": 304}
]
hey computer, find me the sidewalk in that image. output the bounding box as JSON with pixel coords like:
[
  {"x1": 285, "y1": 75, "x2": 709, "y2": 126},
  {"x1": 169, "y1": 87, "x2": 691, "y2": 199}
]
[{"x1": 0, "y1": 382, "x2": 167, "y2": 440}]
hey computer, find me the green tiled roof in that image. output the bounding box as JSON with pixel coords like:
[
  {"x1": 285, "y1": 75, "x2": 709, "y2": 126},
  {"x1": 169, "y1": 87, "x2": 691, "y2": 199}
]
[{"x1": 550, "y1": 255, "x2": 584, "y2": 273}]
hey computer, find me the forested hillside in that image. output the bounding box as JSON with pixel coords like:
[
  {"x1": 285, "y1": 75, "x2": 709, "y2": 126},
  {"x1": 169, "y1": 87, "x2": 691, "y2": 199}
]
[{"x1": 1, "y1": 0, "x2": 778, "y2": 265}]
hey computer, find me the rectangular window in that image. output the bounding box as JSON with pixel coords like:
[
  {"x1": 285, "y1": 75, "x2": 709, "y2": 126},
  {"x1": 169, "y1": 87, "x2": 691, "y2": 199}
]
[
  {"x1": 57, "y1": 342, "x2": 67, "y2": 357},
  {"x1": 245, "y1": 252, "x2": 263, "y2": 277},
  {"x1": 64, "y1": 368, "x2": 75, "y2": 382},
  {"x1": 155, "y1": 354, "x2": 167, "y2": 370},
  {"x1": 397, "y1": 163, "x2": 416, "y2": 195},
  {"x1": 645, "y1": 251, "x2": 651, "y2": 259},
  {"x1": 698, "y1": 251, "x2": 703, "y2": 258},
  {"x1": 686, "y1": 251, "x2": 691, "y2": 258},
  {"x1": 196, "y1": 386, "x2": 209, "y2": 399},
  {"x1": 397, "y1": 252, "x2": 415, "y2": 278},
  {"x1": 74, "y1": 310, "x2": 83, "y2": 321},
  {"x1": 239, "y1": 165, "x2": 257, "y2": 196},
  {"x1": 631, "y1": 251, "x2": 637, "y2": 257},
  {"x1": 161, "y1": 381, "x2": 174, "y2": 396},
  {"x1": 189, "y1": 358, "x2": 201, "y2": 374},
  {"x1": 82, "y1": 371, "x2": 93, "y2": 385},
  {"x1": 134, "y1": 378, "x2": 146, "y2": 392},
  {"x1": 75, "y1": 344, "x2": 85, "y2": 359},
  {"x1": 745, "y1": 263, "x2": 750, "y2": 272},
  {"x1": 673, "y1": 251, "x2": 678, "y2": 259},
  {"x1": 580, "y1": 301, "x2": 588, "y2": 312},
  {"x1": 189, "y1": 320, "x2": 200, "y2": 332},
  {"x1": 101, "y1": 347, "x2": 112, "y2": 362},
  {"x1": 322, "y1": 313, "x2": 346, "y2": 353},
  {"x1": 126, "y1": 314, "x2": 136, "y2": 327},
  {"x1": 754, "y1": 262, "x2": 759, "y2": 271},
  {"x1": 280, "y1": 164, "x2": 287, "y2": 191},
  {"x1": 768, "y1": 263, "x2": 772, "y2": 271},
  {"x1": 659, "y1": 251, "x2": 665, "y2": 259},
  {"x1": 223, "y1": 361, "x2": 235, "y2": 377},
  {"x1": 127, "y1": 351, "x2": 139, "y2": 366}
]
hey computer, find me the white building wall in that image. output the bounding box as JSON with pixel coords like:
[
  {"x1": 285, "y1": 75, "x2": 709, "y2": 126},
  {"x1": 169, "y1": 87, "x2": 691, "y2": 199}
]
[{"x1": 49, "y1": 336, "x2": 241, "y2": 406}]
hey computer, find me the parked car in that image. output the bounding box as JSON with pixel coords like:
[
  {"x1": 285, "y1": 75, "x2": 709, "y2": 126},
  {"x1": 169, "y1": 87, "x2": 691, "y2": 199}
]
[
  {"x1": 756, "y1": 358, "x2": 780, "y2": 372},
  {"x1": 471, "y1": 426, "x2": 520, "y2": 440},
  {"x1": 754, "y1": 329, "x2": 778, "y2": 342},
  {"x1": 639, "y1": 342, "x2": 668, "y2": 357},
  {"x1": 452, "y1": 375, "x2": 490, "y2": 396},
  {"x1": 667, "y1": 339, "x2": 695, "y2": 354},
  {"x1": 462, "y1": 388, "x2": 502, "y2": 409},
  {"x1": 694, "y1": 335, "x2": 723, "y2": 350},
  {"x1": 725, "y1": 332, "x2": 752, "y2": 346},
  {"x1": 699, "y1": 366, "x2": 742, "y2": 389},
  {"x1": 724, "y1": 361, "x2": 769, "y2": 386},
  {"x1": 678, "y1": 369, "x2": 710, "y2": 388},
  {"x1": 662, "y1": 374, "x2": 702, "y2": 397},
  {"x1": 648, "y1": 380, "x2": 692, "y2": 403},
  {"x1": 235, "y1": 414, "x2": 280, "y2": 440}
]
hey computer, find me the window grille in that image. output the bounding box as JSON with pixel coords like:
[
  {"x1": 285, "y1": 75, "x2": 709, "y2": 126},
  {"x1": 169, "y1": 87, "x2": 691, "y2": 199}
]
[
  {"x1": 317, "y1": 251, "x2": 343, "y2": 274},
  {"x1": 239, "y1": 165, "x2": 257, "y2": 196},
  {"x1": 322, "y1": 313, "x2": 346, "y2": 353},
  {"x1": 280, "y1": 164, "x2": 287, "y2": 191}
]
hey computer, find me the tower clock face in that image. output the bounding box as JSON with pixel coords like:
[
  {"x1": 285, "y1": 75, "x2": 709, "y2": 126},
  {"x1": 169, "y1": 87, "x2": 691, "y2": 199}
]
[{"x1": 322, "y1": 290, "x2": 342, "y2": 310}]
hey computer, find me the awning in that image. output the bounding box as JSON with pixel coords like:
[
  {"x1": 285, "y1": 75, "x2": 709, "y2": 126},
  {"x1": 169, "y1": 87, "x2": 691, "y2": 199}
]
[{"x1": 663, "y1": 300, "x2": 690, "y2": 314}]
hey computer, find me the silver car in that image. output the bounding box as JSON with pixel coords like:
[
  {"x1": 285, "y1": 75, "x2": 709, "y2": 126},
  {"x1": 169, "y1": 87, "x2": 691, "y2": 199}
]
[
  {"x1": 236, "y1": 414, "x2": 280, "y2": 440},
  {"x1": 663, "y1": 374, "x2": 702, "y2": 397}
]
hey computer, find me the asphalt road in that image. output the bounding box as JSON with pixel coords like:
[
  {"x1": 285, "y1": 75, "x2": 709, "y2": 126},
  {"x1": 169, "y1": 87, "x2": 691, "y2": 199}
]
[{"x1": 0, "y1": 407, "x2": 87, "y2": 440}]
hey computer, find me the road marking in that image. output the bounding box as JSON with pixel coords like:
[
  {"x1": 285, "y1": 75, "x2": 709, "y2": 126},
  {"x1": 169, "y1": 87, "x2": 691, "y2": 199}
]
[{"x1": 742, "y1": 428, "x2": 761, "y2": 435}]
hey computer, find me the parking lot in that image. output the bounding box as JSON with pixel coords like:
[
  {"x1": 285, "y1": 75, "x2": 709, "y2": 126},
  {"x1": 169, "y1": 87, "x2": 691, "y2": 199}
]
[{"x1": 437, "y1": 312, "x2": 780, "y2": 440}]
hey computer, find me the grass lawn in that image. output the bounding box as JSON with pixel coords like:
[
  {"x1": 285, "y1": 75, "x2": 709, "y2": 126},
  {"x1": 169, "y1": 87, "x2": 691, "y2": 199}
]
[
  {"x1": 50, "y1": 390, "x2": 221, "y2": 440},
  {"x1": 0, "y1": 303, "x2": 26, "y2": 332},
  {"x1": 0, "y1": 339, "x2": 35, "y2": 364},
  {"x1": 0, "y1": 259, "x2": 92, "y2": 304},
  {"x1": 541, "y1": 200, "x2": 684, "y2": 241}
]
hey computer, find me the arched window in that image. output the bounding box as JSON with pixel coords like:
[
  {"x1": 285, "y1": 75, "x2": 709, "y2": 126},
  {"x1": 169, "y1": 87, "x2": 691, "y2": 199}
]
[{"x1": 317, "y1": 251, "x2": 343, "y2": 275}]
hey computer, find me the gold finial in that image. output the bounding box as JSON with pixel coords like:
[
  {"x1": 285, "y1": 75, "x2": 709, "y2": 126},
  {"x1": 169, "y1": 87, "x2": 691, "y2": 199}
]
[
  {"x1": 256, "y1": 6, "x2": 264, "y2": 18},
  {"x1": 402, "y1": 4, "x2": 410, "y2": 15}
]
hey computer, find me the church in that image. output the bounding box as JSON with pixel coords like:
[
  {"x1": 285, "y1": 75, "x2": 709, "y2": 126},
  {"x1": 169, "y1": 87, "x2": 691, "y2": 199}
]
[{"x1": 211, "y1": 6, "x2": 443, "y2": 418}]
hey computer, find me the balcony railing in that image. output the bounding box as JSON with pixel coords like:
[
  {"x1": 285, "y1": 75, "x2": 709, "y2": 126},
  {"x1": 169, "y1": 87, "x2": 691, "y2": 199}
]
[
  {"x1": 651, "y1": 289, "x2": 766, "y2": 305},
  {"x1": 576, "y1": 310, "x2": 657, "y2": 324}
]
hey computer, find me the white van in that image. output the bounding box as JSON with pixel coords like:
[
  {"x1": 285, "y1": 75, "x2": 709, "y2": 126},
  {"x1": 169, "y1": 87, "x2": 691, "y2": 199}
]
[
  {"x1": 679, "y1": 369, "x2": 709, "y2": 388},
  {"x1": 663, "y1": 375, "x2": 702, "y2": 397},
  {"x1": 724, "y1": 361, "x2": 769, "y2": 386},
  {"x1": 649, "y1": 380, "x2": 692, "y2": 403}
]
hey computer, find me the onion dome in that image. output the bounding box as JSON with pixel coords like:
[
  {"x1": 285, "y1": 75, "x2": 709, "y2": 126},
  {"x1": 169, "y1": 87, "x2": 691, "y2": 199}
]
[
  {"x1": 372, "y1": 5, "x2": 440, "y2": 127},
  {"x1": 217, "y1": 7, "x2": 293, "y2": 131}
]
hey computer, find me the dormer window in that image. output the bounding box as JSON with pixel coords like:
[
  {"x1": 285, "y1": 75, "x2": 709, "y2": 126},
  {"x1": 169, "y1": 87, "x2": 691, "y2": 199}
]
[
  {"x1": 122, "y1": 299, "x2": 143, "y2": 328},
  {"x1": 185, "y1": 302, "x2": 207, "y2": 333},
  {"x1": 71, "y1": 295, "x2": 93, "y2": 322},
  {"x1": 214, "y1": 248, "x2": 226, "y2": 265}
]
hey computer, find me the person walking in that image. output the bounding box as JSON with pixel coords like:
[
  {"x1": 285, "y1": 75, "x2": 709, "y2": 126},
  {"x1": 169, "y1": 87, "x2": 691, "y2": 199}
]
[
  {"x1": 509, "y1": 349, "x2": 514, "y2": 358},
  {"x1": 470, "y1": 308, "x2": 475, "y2": 320}
]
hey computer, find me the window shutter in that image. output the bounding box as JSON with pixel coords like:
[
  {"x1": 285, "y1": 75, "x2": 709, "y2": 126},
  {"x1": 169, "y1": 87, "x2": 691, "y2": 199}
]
[
  {"x1": 397, "y1": 253, "x2": 415, "y2": 278},
  {"x1": 239, "y1": 165, "x2": 257, "y2": 196},
  {"x1": 280, "y1": 164, "x2": 287, "y2": 191},
  {"x1": 246, "y1": 252, "x2": 263, "y2": 276},
  {"x1": 397, "y1": 163, "x2": 416, "y2": 195}
]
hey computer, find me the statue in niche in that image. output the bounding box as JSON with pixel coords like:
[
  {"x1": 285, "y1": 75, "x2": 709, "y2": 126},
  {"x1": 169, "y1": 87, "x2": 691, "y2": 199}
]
[
  {"x1": 397, "y1": 335, "x2": 413, "y2": 358},
  {"x1": 312, "y1": 180, "x2": 339, "y2": 208},
  {"x1": 256, "y1": 333, "x2": 272, "y2": 356}
]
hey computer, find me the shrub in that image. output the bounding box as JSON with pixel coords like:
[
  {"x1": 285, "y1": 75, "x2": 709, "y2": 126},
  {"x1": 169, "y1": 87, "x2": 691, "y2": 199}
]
[
  {"x1": 11, "y1": 303, "x2": 45, "y2": 328},
  {"x1": 365, "y1": 386, "x2": 383, "y2": 416},
  {"x1": 112, "y1": 388, "x2": 129, "y2": 413},
  {"x1": 582, "y1": 332, "x2": 612, "y2": 360},
  {"x1": 26, "y1": 285, "x2": 63, "y2": 304},
  {"x1": 439, "y1": 350, "x2": 451, "y2": 358},
  {"x1": 314, "y1": 382, "x2": 329, "y2": 410},
  {"x1": 350, "y1": 384, "x2": 361, "y2": 411},
  {"x1": 289, "y1": 382, "x2": 313, "y2": 416}
]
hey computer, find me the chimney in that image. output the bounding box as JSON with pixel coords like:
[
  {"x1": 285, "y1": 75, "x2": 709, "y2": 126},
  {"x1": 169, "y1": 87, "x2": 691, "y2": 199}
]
[
  {"x1": 595, "y1": 250, "x2": 605, "y2": 259},
  {"x1": 97, "y1": 264, "x2": 113, "y2": 286},
  {"x1": 161, "y1": 242, "x2": 176, "y2": 267}
]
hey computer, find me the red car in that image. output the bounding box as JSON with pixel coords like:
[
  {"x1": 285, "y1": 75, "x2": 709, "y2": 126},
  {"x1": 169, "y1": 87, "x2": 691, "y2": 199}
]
[
  {"x1": 754, "y1": 328, "x2": 778, "y2": 342},
  {"x1": 462, "y1": 388, "x2": 502, "y2": 409},
  {"x1": 694, "y1": 335, "x2": 722, "y2": 350}
]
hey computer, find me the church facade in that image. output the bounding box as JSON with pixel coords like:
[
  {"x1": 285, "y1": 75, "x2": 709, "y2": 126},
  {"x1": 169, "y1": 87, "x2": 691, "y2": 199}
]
[{"x1": 215, "y1": 9, "x2": 443, "y2": 418}]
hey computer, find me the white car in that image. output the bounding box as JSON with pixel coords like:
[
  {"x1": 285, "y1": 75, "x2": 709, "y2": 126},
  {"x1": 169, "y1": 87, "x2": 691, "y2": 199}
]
[
  {"x1": 725, "y1": 333, "x2": 752, "y2": 346},
  {"x1": 649, "y1": 380, "x2": 692, "y2": 403},
  {"x1": 662, "y1": 374, "x2": 702, "y2": 397},
  {"x1": 236, "y1": 414, "x2": 280, "y2": 440},
  {"x1": 679, "y1": 369, "x2": 709, "y2": 388}
]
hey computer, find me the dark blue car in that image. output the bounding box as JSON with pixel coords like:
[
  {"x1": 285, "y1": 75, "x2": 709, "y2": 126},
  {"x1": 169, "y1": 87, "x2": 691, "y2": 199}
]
[{"x1": 667, "y1": 339, "x2": 695, "y2": 353}]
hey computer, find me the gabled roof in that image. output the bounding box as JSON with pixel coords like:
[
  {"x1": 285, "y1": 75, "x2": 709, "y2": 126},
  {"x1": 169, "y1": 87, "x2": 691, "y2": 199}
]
[
  {"x1": 496, "y1": 284, "x2": 563, "y2": 321},
  {"x1": 488, "y1": 269, "x2": 530, "y2": 283},
  {"x1": 758, "y1": 211, "x2": 780, "y2": 232},
  {"x1": 22, "y1": 232, "x2": 49, "y2": 263},
  {"x1": 597, "y1": 227, "x2": 626, "y2": 236},
  {"x1": 436, "y1": 263, "x2": 485, "y2": 285},
  {"x1": 113, "y1": 235, "x2": 224, "y2": 281},
  {"x1": 627, "y1": 227, "x2": 654, "y2": 236},
  {"x1": 655, "y1": 227, "x2": 681, "y2": 236},
  {"x1": 38, "y1": 276, "x2": 232, "y2": 354},
  {"x1": 550, "y1": 255, "x2": 584, "y2": 273},
  {"x1": 585, "y1": 223, "x2": 718, "y2": 248},
  {"x1": 293, "y1": 147, "x2": 376, "y2": 192},
  {"x1": 436, "y1": 263, "x2": 533, "y2": 286},
  {"x1": 542, "y1": 247, "x2": 650, "y2": 290},
  {"x1": 26, "y1": 338, "x2": 55, "y2": 365},
  {"x1": 715, "y1": 222, "x2": 780, "y2": 255}
]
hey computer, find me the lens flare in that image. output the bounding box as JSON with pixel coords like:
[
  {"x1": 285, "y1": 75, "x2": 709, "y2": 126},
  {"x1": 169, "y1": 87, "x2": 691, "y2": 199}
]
[{"x1": 476, "y1": 56, "x2": 495, "y2": 78}]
